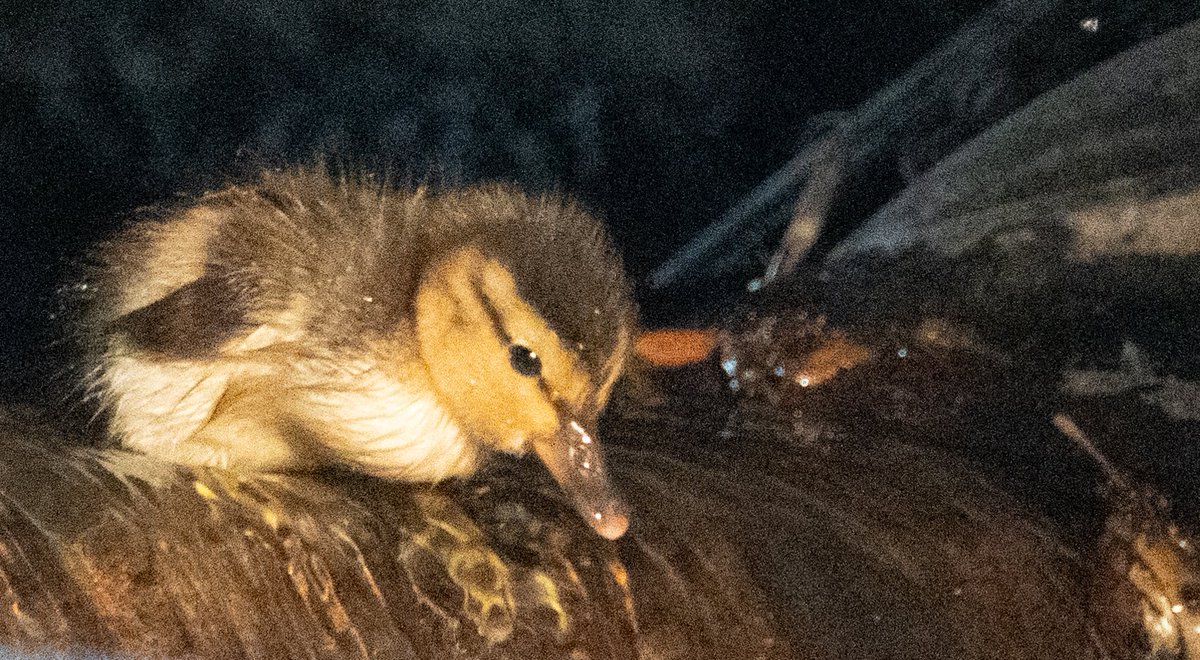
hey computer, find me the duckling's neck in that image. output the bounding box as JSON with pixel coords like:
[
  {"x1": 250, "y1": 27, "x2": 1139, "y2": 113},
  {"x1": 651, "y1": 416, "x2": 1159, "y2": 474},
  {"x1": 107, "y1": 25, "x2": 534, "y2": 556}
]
[{"x1": 291, "y1": 357, "x2": 482, "y2": 481}]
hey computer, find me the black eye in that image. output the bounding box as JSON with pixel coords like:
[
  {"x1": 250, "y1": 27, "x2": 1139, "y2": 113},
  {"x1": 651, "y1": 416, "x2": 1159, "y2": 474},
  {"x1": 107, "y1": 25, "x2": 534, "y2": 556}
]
[{"x1": 509, "y1": 344, "x2": 542, "y2": 377}]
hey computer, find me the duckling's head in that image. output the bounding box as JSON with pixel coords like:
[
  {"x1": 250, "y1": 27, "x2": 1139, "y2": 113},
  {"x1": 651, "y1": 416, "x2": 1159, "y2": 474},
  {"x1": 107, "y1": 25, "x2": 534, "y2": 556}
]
[
  {"x1": 412, "y1": 188, "x2": 635, "y2": 539},
  {"x1": 84, "y1": 167, "x2": 635, "y2": 539}
]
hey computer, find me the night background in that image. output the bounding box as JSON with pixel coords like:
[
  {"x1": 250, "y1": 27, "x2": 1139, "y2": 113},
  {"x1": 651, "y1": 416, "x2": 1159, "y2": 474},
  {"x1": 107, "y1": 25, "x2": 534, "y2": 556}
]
[{"x1": 0, "y1": 0, "x2": 992, "y2": 400}]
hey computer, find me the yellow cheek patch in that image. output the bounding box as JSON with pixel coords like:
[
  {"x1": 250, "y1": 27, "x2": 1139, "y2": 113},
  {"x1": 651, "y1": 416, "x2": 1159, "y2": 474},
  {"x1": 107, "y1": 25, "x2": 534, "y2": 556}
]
[
  {"x1": 416, "y1": 245, "x2": 628, "y2": 461},
  {"x1": 415, "y1": 249, "x2": 561, "y2": 449}
]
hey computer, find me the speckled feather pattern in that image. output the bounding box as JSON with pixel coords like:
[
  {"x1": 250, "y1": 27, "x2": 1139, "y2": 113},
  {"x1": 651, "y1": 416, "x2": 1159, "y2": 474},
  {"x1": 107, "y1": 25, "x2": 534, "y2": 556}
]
[{"x1": 80, "y1": 166, "x2": 635, "y2": 480}]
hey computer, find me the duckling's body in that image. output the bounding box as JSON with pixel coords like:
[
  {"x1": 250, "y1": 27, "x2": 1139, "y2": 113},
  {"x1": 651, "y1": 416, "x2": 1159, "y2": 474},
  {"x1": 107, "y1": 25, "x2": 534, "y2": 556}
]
[{"x1": 83, "y1": 167, "x2": 635, "y2": 538}]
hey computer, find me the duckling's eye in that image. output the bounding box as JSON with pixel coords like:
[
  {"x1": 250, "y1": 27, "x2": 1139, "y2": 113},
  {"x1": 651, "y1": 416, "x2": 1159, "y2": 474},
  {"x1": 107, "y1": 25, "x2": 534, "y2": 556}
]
[{"x1": 509, "y1": 344, "x2": 542, "y2": 377}]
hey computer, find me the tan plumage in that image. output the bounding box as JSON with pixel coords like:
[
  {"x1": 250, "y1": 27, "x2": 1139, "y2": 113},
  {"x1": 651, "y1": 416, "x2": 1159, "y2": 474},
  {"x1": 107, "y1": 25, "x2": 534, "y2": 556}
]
[{"x1": 81, "y1": 165, "x2": 636, "y2": 539}]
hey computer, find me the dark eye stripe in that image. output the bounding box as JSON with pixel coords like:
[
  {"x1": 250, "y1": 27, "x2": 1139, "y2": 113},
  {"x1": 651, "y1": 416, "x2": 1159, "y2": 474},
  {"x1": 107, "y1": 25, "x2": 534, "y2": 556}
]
[
  {"x1": 473, "y1": 275, "x2": 554, "y2": 393},
  {"x1": 473, "y1": 275, "x2": 512, "y2": 346}
]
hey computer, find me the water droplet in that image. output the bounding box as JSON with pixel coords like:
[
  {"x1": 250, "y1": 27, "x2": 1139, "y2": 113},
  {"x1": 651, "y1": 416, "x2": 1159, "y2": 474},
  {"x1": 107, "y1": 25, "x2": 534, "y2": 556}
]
[
  {"x1": 773, "y1": 365, "x2": 785, "y2": 377},
  {"x1": 721, "y1": 356, "x2": 738, "y2": 377},
  {"x1": 728, "y1": 378, "x2": 740, "y2": 392},
  {"x1": 897, "y1": 347, "x2": 908, "y2": 358},
  {"x1": 567, "y1": 421, "x2": 598, "y2": 475},
  {"x1": 797, "y1": 376, "x2": 810, "y2": 387},
  {"x1": 1079, "y1": 17, "x2": 1099, "y2": 32},
  {"x1": 746, "y1": 278, "x2": 762, "y2": 292}
]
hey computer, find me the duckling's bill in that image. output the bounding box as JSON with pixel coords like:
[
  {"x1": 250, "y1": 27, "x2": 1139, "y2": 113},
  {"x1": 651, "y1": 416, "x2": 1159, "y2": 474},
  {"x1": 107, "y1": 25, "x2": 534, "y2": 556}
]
[{"x1": 533, "y1": 416, "x2": 629, "y2": 540}]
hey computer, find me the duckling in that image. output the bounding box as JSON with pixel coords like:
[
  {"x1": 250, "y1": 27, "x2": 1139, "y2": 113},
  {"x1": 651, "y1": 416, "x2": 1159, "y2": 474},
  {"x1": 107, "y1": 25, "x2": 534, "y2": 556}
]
[{"x1": 81, "y1": 166, "x2": 635, "y2": 539}]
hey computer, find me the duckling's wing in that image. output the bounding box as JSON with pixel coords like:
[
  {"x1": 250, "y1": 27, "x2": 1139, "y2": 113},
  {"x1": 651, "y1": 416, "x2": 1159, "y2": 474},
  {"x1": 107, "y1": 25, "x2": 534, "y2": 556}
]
[{"x1": 109, "y1": 269, "x2": 255, "y2": 358}]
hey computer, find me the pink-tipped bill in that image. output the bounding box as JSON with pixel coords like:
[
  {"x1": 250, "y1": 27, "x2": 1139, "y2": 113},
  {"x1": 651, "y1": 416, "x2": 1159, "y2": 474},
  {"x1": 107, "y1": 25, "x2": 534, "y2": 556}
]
[{"x1": 533, "y1": 419, "x2": 629, "y2": 540}]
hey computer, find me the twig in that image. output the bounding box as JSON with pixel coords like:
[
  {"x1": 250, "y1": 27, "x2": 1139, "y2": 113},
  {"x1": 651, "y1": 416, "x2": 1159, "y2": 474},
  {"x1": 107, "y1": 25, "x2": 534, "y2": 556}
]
[{"x1": 1051, "y1": 413, "x2": 1132, "y2": 494}]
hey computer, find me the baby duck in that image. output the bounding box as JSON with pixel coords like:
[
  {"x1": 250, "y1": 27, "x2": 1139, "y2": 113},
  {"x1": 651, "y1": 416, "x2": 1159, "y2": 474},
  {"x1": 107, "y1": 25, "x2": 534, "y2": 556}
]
[{"x1": 82, "y1": 166, "x2": 635, "y2": 539}]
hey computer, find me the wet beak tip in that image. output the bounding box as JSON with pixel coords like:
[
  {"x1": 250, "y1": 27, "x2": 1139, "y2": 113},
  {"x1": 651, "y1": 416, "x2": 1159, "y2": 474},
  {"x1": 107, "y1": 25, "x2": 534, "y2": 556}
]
[{"x1": 591, "y1": 510, "x2": 630, "y2": 540}]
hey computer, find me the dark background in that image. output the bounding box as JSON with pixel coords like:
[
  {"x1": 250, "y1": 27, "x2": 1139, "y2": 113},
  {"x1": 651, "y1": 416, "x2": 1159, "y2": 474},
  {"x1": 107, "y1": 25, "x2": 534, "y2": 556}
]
[{"x1": 0, "y1": 0, "x2": 993, "y2": 402}]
